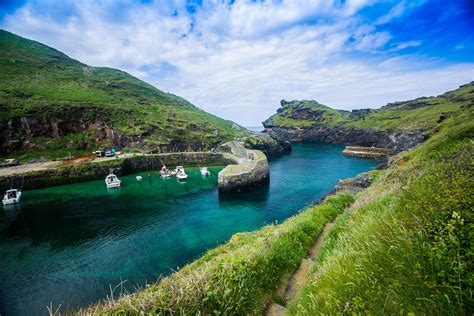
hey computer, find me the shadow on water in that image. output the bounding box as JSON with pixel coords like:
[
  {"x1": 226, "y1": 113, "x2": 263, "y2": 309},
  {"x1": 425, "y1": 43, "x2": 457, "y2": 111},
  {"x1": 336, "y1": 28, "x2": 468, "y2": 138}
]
[{"x1": 218, "y1": 185, "x2": 270, "y2": 205}]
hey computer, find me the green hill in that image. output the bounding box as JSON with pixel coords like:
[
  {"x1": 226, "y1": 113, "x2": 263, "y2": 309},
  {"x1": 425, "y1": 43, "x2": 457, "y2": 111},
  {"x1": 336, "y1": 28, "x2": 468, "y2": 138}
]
[
  {"x1": 0, "y1": 29, "x2": 248, "y2": 160},
  {"x1": 263, "y1": 83, "x2": 474, "y2": 152}
]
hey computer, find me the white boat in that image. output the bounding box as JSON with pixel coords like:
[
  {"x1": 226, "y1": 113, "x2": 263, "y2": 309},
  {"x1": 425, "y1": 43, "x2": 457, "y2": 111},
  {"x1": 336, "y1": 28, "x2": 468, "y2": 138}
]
[
  {"x1": 105, "y1": 173, "x2": 121, "y2": 188},
  {"x1": 175, "y1": 166, "x2": 188, "y2": 181},
  {"x1": 136, "y1": 176, "x2": 143, "y2": 181},
  {"x1": 160, "y1": 165, "x2": 173, "y2": 178},
  {"x1": 2, "y1": 189, "x2": 21, "y2": 205},
  {"x1": 200, "y1": 167, "x2": 211, "y2": 177}
]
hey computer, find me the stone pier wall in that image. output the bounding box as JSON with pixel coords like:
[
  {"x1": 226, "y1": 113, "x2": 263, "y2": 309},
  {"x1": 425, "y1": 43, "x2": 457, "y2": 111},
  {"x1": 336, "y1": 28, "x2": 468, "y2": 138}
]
[
  {"x1": 342, "y1": 146, "x2": 389, "y2": 158},
  {"x1": 0, "y1": 152, "x2": 230, "y2": 192},
  {"x1": 215, "y1": 141, "x2": 270, "y2": 193}
]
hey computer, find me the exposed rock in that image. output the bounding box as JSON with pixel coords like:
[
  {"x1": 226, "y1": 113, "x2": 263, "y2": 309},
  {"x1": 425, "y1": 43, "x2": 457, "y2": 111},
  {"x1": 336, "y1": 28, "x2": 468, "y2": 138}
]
[
  {"x1": 265, "y1": 126, "x2": 426, "y2": 154},
  {"x1": 215, "y1": 141, "x2": 270, "y2": 193},
  {"x1": 244, "y1": 132, "x2": 291, "y2": 156},
  {"x1": 333, "y1": 172, "x2": 372, "y2": 194}
]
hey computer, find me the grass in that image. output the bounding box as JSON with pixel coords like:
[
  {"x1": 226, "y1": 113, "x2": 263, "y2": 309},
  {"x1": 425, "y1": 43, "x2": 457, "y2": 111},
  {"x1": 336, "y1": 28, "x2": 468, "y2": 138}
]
[
  {"x1": 287, "y1": 110, "x2": 474, "y2": 315},
  {"x1": 264, "y1": 82, "x2": 473, "y2": 134},
  {"x1": 0, "y1": 29, "x2": 248, "y2": 159},
  {"x1": 78, "y1": 193, "x2": 354, "y2": 315}
]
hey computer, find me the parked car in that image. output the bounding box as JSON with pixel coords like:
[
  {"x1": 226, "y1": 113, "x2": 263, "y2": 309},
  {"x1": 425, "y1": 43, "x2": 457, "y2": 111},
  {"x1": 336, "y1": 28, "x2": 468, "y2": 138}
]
[{"x1": 105, "y1": 150, "x2": 115, "y2": 157}]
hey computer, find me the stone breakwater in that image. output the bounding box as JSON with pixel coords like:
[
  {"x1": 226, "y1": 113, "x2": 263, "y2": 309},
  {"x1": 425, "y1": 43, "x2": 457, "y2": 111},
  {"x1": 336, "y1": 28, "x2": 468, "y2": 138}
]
[
  {"x1": 215, "y1": 141, "x2": 270, "y2": 193},
  {"x1": 0, "y1": 152, "x2": 233, "y2": 192},
  {"x1": 342, "y1": 146, "x2": 389, "y2": 158}
]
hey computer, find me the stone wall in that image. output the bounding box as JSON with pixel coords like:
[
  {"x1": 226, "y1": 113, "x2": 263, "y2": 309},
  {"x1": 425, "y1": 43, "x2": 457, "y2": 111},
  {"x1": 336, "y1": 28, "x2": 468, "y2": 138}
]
[
  {"x1": 0, "y1": 152, "x2": 230, "y2": 192},
  {"x1": 215, "y1": 141, "x2": 270, "y2": 193},
  {"x1": 342, "y1": 146, "x2": 389, "y2": 158}
]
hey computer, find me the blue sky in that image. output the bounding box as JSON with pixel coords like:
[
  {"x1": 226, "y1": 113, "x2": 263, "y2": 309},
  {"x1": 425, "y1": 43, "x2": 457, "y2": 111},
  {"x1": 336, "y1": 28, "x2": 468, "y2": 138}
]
[{"x1": 1, "y1": 0, "x2": 473, "y2": 125}]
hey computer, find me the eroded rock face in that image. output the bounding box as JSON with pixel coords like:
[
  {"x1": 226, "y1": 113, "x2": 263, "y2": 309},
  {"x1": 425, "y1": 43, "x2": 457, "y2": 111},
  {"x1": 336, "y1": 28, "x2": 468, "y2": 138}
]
[
  {"x1": 215, "y1": 141, "x2": 270, "y2": 193},
  {"x1": 244, "y1": 132, "x2": 291, "y2": 156},
  {"x1": 265, "y1": 126, "x2": 426, "y2": 154}
]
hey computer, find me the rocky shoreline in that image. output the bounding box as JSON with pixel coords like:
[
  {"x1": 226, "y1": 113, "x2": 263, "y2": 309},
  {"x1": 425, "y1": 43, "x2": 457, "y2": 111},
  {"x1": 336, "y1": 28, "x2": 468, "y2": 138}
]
[{"x1": 264, "y1": 125, "x2": 426, "y2": 154}]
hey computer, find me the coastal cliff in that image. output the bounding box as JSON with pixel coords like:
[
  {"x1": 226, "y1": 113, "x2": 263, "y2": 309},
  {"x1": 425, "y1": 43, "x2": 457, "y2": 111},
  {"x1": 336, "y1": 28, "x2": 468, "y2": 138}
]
[{"x1": 263, "y1": 82, "x2": 473, "y2": 153}]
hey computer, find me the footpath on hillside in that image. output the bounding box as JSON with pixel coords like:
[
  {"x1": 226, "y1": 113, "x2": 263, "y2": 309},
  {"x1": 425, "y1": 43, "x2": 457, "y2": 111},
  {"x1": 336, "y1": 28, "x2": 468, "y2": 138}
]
[{"x1": 266, "y1": 221, "x2": 336, "y2": 316}]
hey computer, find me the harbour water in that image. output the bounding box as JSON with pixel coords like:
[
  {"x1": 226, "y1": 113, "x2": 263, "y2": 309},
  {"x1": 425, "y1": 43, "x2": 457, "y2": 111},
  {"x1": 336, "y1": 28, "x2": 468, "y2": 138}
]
[{"x1": 0, "y1": 143, "x2": 380, "y2": 315}]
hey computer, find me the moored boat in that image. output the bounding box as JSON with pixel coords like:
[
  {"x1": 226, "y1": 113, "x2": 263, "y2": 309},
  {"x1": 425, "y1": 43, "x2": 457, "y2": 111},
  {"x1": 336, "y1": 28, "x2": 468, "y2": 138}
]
[
  {"x1": 160, "y1": 165, "x2": 173, "y2": 178},
  {"x1": 2, "y1": 189, "x2": 21, "y2": 205},
  {"x1": 136, "y1": 176, "x2": 143, "y2": 181},
  {"x1": 200, "y1": 167, "x2": 211, "y2": 177},
  {"x1": 175, "y1": 166, "x2": 188, "y2": 181},
  {"x1": 105, "y1": 173, "x2": 121, "y2": 188}
]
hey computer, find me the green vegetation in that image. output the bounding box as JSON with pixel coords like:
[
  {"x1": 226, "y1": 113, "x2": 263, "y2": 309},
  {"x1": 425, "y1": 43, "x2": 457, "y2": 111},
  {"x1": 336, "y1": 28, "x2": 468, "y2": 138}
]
[
  {"x1": 288, "y1": 108, "x2": 473, "y2": 314},
  {"x1": 79, "y1": 194, "x2": 354, "y2": 314},
  {"x1": 264, "y1": 82, "x2": 474, "y2": 135},
  {"x1": 0, "y1": 30, "x2": 248, "y2": 160},
  {"x1": 264, "y1": 100, "x2": 348, "y2": 128},
  {"x1": 77, "y1": 94, "x2": 472, "y2": 315}
]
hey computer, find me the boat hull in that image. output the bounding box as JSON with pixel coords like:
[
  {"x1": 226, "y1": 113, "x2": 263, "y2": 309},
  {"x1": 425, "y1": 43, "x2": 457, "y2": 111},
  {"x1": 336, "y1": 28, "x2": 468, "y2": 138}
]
[{"x1": 2, "y1": 192, "x2": 21, "y2": 205}]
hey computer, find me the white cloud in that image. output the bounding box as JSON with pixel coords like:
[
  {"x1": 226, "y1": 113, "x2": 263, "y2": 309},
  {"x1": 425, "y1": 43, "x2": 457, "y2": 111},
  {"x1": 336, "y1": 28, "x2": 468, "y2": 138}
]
[
  {"x1": 375, "y1": 1, "x2": 406, "y2": 25},
  {"x1": 1, "y1": 0, "x2": 473, "y2": 126},
  {"x1": 395, "y1": 40, "x2": 422, "y2": 50}
]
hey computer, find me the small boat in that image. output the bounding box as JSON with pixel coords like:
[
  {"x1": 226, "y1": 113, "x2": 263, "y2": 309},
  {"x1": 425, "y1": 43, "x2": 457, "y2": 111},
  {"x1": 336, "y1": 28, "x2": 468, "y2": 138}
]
[
  {"x1": 105, "y1": 173, "x2": 121, "y2": 188},
  {"x1": 2, "y1": 189, "x2": 21, "y2": 205},
  {"x1": 136, "y1": 176, "x2": 143, "y2": 181},
  {"x1": 160, "y1": 165, "x2": 173, "y2": 178},
  {"x1": 175, "y1": 166, "x2": 188, "y2": 181},
  {"x1": 200, "y1": 167, "x2": 211, "y2": 177}
]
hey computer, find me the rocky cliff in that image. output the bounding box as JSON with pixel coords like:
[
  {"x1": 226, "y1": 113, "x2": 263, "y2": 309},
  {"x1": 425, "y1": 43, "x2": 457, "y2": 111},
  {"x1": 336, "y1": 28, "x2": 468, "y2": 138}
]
[{"x1": 263, "y1": 82, "x2": 473, "y2": 153}]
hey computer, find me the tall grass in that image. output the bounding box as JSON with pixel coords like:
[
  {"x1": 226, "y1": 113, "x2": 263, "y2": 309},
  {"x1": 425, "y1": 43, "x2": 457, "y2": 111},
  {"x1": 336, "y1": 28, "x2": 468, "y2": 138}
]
[
  {"x1": 79, "y1": 194, "x2": 354, "y2": 315},
  {"x1": 288, "y1": 117, "x2": 473, "y2": 315}
]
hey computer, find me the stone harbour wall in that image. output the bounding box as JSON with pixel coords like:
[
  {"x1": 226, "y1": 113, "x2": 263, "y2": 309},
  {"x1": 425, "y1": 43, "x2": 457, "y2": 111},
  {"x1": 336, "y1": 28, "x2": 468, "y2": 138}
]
[
  {"x1": 215, "y1": 141, "x2": 270, "y2": 193},
  {"x1": 0, "y1": 152, "x2": 230, "y2": 192}
]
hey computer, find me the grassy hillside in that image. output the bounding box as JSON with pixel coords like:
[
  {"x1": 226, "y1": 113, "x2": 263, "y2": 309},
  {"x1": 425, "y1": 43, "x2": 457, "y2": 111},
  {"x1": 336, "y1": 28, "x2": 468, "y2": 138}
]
[
  {"x1": 78, "y1": 95, "x2": 473, "y2": 314},
  {"x1": 264, "y1": 82, "x2": 474, "y2": 135},
  {"x1": 0, "y1": 30, "x2": 248, "y2": 160},
  {"x1": 288, "y1": 109, "x2": 473, "y2": 314}
]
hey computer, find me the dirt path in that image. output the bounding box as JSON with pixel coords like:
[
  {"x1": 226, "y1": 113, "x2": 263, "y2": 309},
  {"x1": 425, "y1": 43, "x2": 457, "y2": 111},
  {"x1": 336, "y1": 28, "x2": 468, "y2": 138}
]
[{"x1": 266, "y1": 222, "x2": 335, "y2": 316}]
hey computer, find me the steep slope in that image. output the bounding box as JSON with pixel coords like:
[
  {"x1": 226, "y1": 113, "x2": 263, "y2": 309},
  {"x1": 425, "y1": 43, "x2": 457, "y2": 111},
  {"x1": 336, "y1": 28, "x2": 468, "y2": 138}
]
[
  {"x1": 0, "y1": 30, "x2": 248, "y2": 160},
  {"x1": 263, "y1": 82, "x2": 474, "y2": 153}
]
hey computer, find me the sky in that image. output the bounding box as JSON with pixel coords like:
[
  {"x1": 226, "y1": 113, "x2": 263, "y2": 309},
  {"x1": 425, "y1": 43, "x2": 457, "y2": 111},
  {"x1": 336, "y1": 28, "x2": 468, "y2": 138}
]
[{"x1": 1, "y1": 0, "x2": 473, "y2": 126}]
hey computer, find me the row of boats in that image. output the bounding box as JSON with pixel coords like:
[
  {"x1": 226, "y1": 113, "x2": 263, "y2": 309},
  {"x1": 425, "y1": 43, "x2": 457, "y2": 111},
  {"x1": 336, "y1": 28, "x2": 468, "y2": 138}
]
[
  {"x1": 105, "y1": 165, "x2": 211, "y2": 189},
  {"x1": 3, "y1": 165, "x2": 212, "y2": 205}
]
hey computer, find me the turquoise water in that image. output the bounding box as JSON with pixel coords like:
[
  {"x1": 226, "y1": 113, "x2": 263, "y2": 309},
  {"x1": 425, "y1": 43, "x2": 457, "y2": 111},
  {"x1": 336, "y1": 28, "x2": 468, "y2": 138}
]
[{"x1": 0, "y1": 143, "x2": 380, "y2": 315}]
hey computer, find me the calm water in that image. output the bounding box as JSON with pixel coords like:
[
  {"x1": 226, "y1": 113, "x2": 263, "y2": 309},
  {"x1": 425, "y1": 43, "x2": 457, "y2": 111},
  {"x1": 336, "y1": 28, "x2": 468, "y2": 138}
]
[{"x1": 0, "y1": 143, "x2": 380, "y2": 315}]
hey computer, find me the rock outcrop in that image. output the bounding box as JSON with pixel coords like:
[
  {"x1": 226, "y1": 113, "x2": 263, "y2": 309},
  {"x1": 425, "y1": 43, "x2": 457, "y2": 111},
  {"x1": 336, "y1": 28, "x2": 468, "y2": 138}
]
[
  {"x1": 265, "y1": 126, "x2": 426, "y2": 154},
  {"x1": 215, "y1": 141, "x2": 270, "y2": 193},
  {"x1": 244, "y1": 132, "x2": 291, "y2": 156}
]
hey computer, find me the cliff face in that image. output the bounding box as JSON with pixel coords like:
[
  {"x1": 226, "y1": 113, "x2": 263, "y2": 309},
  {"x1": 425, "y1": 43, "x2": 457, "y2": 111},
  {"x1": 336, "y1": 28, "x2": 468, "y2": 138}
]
[
  {"x1": 263, "y1": 82, "x2": 473, "y2": 153},
  {"x1": 264, "y1": 126, "x2": 426, "y2": 153}
]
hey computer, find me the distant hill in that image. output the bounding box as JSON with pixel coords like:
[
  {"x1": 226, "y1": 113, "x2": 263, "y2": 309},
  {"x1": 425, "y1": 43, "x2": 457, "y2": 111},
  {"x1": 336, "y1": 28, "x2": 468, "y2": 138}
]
[
  {"x1": 0, "y1": 30, "x2": 248, "y2": 160},
  {"x1": 263, "y1": 82, "x2": 474, "y2": 152}
]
